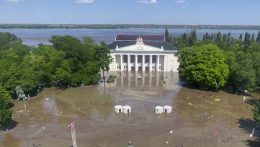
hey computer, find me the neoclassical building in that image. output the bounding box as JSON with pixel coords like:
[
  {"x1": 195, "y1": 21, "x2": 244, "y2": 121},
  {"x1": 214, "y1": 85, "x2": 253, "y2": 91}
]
[{"x1": 108, "y1": 34, "x2": 179, "y2": 72}]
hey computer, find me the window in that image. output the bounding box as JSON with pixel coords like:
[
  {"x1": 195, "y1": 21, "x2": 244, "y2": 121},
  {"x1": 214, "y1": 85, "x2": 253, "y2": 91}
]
[
  {"x1": 138, "y1": 55, "x2": 142, "y2": 63},
  {"x1": 123, "y1": 55, "x2": 128, "y2": 63},
  {"x1": 145, "y1": 55, "x2": 150, "y2": 63},
  {"x1": 130, "y1": 55, "x2": 135, "y2": 63},
  {"x1": 152, "y1": 55, "x2": 156, "y2": 63}
]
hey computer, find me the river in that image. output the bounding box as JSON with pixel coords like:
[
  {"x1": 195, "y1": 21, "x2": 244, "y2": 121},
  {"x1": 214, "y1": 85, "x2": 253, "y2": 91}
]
[{"x1": 0, "y1": 28, "x2": 259, "y2": 46}]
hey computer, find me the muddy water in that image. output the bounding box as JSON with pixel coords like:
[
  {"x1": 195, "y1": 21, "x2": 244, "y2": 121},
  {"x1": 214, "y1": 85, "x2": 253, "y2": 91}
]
[{"x1": 0, "y1": 72, "x2": 256, "y2": 147}]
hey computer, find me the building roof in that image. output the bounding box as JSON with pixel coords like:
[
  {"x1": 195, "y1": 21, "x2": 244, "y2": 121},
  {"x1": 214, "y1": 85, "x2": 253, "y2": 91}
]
[
  {"x1": 116, "y1": 34, "x2": 165, "y2": 42},
  {"x1": 109, "y1": 41, "x2": 177, "y2": 51},
  {"x1": 109, "y1": 34, "x2": 177, "y2": 51}
]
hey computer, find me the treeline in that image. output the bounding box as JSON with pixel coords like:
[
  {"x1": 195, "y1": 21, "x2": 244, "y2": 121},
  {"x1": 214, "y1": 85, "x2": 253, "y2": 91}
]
[
  {"x1": 166, "y1": 29, "x2": 260, "y2": 92},
  {"x1": 1, "y1": 24, "x2": 260, "y2": 30},
  {"x1": 0, "y1": 32, "x2": 111, "y2": 98}
]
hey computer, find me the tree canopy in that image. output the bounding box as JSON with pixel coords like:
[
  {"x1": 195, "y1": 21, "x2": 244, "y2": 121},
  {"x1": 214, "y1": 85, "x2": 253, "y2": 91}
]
[
  {"x1": 0, "y1": 86, "x2": 13, "y2": 126},
  {"x1": 166, "y1": 29, "x2": 260, "y2": 91},
  {"x1": 179, "y1": 44, "x2": 229, "y2": 90},
  {"x1": 0, "y1": 32, "x2": 112, "y2": 98}
]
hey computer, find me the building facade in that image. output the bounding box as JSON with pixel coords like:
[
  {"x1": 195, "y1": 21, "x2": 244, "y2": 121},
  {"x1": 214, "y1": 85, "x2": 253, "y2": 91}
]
[{"x1": 108, "y1": 34, "x2": 179, "y2": 72}]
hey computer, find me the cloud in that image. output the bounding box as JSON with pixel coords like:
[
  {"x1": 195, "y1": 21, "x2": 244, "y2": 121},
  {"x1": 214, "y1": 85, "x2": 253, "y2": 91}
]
[
  {"x1": 137, "y1": 0, "x2": 157, "y2": 4},
  {"x1": 76, "y1": 0, "x2": 95, "y2": 4},
  {"x1": 6, "y1": 0, "x2": 25, "y2": 2},
  {"x1": 175, "y1": 0, "x2": 186, "y2": 4}
]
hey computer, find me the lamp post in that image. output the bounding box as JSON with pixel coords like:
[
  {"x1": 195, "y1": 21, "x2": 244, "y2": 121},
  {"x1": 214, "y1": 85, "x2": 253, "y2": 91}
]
[{"x1": 200, "y1": 112, "x2": 208, "y2": 147}]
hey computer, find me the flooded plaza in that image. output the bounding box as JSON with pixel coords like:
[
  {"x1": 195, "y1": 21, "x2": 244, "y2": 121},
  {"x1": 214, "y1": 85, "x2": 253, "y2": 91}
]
[{"x1": 0, "y1": 72, "x2": 258, "y2": 147}]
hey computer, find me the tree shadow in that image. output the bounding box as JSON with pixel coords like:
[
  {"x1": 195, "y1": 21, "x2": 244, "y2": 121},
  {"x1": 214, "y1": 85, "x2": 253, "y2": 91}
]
[
  {"x1": 0, "y1": 120, "x2": 18, "y2": 131},
  {"x1": 246, "y1": 98, "x2": 260, "y2": 106},
  {"x1": 238, "y1": 118, "x2": 260, "y2": 147}
]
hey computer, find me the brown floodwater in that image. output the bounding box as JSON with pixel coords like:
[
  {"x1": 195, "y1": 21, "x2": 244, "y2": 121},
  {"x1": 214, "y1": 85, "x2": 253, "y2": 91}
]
[{"x1": 0, "y1": 72, "x2": 257, "y2": 147}]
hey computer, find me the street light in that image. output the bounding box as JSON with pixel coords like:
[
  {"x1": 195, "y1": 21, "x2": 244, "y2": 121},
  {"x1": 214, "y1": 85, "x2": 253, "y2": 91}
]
[{"x1": 200, "y1": 112, "x2": 209, "y2": 147}]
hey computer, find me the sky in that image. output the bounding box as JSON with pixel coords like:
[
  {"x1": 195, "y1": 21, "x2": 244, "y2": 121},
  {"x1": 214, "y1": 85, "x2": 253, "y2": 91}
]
[{"x1": 0, "y1": 0, "x2": 260, "y2": 25}]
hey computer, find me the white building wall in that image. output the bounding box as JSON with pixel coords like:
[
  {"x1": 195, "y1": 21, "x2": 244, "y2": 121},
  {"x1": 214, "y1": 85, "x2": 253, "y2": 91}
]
[
  {"x1": 164, "y1": 53, "x2": 179, "y2": 72},
  {"x1": 109, "y1": 53, "x2": 117, "y2": 71},
  {"x1": 109, "y1": 43, "x2": 179, "y2": 72}
]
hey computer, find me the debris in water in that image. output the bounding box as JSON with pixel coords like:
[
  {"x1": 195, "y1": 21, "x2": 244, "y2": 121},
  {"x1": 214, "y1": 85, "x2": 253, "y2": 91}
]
[
  {"x1": 114, "y1": 105, "x2": 122, "y2": 113},
  {"x1": 169, "y1": 130, "x2": 174, "y2": 134},
  {"x1": 155, "y1": 106, "x2": 164, "y2": 114},
  {"x1": 250, "y1": 128, "x2": 255, "y2": 138},
  {"x1": 188, "y1": 103, "x2": 192, "y2": 106},
  {"x1": 122, "y1": 105, "x2": 131, "y2": 114},
  {"x1": 45, "y1": 98, "x2": 50, "y2": 101},
  {"x1": 128, "y1": 141, "x2": 135, "y2": 147},
  {"x1": 163, "y1": 105, "x2": 172, "y2": 114},
  {"x1": 214, "y1": 99, "x2": 221, "y2": 102},
  {"x1": 243, "y1": 96, "x2": 246, "y2": 101}
]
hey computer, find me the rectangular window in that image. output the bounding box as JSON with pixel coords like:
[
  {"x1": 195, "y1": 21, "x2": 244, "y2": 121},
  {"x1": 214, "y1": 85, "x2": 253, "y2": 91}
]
[
  {"x1": 130, "y1": 55, "x2": 135, "y2": 63},
  {"x1": 152, "y1": 55, "x2": 156, "y2": 63},
  {"x1": 138, "y1": 55, "x2": 142, "y2": 63},
  {"x1": 123, "y1": 55, "x2": 128, "y2": 63},
  {"x1": 145, "y1": 55, "x2": 150, "y2": 63}
]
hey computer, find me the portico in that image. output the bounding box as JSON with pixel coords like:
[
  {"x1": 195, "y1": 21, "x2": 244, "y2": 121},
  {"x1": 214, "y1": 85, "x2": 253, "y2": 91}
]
[{"x1": 115, "y1": 54, "x2": 163, "y2": 71}]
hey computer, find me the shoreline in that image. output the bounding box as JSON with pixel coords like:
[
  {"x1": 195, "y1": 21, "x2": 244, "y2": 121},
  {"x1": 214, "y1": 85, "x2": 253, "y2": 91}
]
[{"x1": 1, "y1": 24, "x2": 260, "y2": 30}]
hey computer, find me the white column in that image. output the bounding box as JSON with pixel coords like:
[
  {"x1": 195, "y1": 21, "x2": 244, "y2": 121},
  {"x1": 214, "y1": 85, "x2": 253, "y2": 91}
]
[
  {"x1": 135, "y1": 55, "x2": 138, "y2": 71},
  {"x1": 142, "y1": 55, "x2": 145, "y2": 71},
  {"x1": 156, "y1": 55, "x2": 160, "y2": 71},
  {"x1": 120, "y1": 54, "x2": 123, "y2": 71},
  {"x1": 149, "y1": 55, "x2": 152, "y2": 72},
  {"x1": 127, "y1": 54, "x2": 130, "y2": 71}
]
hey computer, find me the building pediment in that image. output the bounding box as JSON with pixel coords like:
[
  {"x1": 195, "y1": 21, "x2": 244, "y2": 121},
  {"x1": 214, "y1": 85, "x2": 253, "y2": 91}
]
[{"x1": 115, "y1": 44, "x2": 164, "y2": 52}]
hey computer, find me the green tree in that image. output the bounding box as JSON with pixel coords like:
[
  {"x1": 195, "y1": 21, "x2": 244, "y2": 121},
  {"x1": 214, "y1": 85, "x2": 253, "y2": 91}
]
[
  {"x1": 256, "y1": 31, "x2": 260, "y2": 43},
  {"x1": 229, "y1": 52, "x2": 256, "y2": 91},
  {"x1": 243, "y1": 32, "x2": 251, "y2": 51},
  {"x1": 253, "y1": 102, "x2": 260, "y2": 123},
  {"x1": 239, "y1": 34, "x2": 243, "y2": 41},
  {"x1": 0, "y1": 50, "x2": 22, "y2": 93},
  {"x1": 96, "y1": 42, "x2": 112, "y2": 80},
  {"x1": 0, "y1": 32, "x2": 22, "y2": 50},
  {"x1": 0, "y1": 109, "x2": 13, "y2": 127},
  {"x1": 0, "y1": 87, "x2": 13, "y2": 126},
  {"x1": 251, "y1": 34, "x2": 255, "y2": 42},
  {"x1": 179, "y1": 44, "x2": 229, "y2": 90},
  {"x1": 50, "y1": 35, "x2": 85, "y2": 72},
  {"x1": 202, "y1": 32, "x2": 210, "y2": 43},
  {"x1": 165, "y1": 28, "x2": 171, "y2": 42}
]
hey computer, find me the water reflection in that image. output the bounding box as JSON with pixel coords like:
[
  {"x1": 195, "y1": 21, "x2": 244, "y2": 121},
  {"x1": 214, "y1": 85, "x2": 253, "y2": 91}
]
[
  {"x1": 42, "y1": 97, "x2": 59, "y2": 116},
  {"x1": 108, "y1": 71, "x2": 180, "y2": 90}
]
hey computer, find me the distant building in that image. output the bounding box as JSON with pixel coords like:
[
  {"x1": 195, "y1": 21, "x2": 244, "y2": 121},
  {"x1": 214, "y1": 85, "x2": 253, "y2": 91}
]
[{"x1": 108, "y1": 34, "x2": 179, "y2": 72}]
